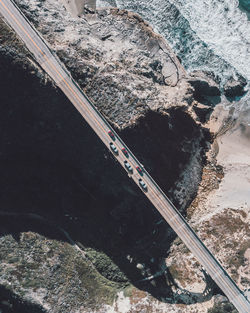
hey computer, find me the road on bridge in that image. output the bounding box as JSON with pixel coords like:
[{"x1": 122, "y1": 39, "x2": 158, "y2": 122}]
[{"x1": 0, "y1": 1, "x2": 249, "y2": 312}]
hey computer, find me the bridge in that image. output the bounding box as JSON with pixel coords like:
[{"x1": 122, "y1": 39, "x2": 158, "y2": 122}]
[{"x1": 0, "y1": 0, "x2": 249, "y2": 312}]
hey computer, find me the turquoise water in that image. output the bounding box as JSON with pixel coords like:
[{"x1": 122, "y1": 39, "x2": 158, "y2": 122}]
[
  {"x1": 239, "y1": 0, "x2": 250, "y2": 11},
  {"x1": 239, "y1": 0, "x2": 250, "y2": 19}
]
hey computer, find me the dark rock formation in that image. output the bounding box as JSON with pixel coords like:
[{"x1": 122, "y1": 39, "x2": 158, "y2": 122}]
[
  {"x1": 188, "y1": 71, "x2": 221, "y2": 107},
  {"x1": 223, "y1": 76, "x2": 247, "y2": 100}
]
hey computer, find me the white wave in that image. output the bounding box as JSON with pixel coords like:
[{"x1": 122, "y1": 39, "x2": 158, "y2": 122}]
[
  {"x1": 168, "y1": 0, "x2": 250, "y2": 80},
  {"x1": 97, "y1": 0, "x2": 250, "y2": 112},
  {"x1": 98, "y1": 0, "x2": 249, "y2": 83}
]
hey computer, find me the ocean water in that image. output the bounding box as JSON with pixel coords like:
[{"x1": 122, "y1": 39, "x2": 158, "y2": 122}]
[
  {"x1": 239, "y1": 0, "x2": 250, "y2": 18},
  {"x1": 97, "y1": 1, "x2": 249, "y2": 81},
  {"x1": 97, "y1": 0, "x2": 250, "y2": 115},
  {"x1": 167, "y1": 0, "x2": 250, "y2": 80}
]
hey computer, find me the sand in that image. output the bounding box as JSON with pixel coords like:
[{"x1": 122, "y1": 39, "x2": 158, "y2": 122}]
[
  {"x1": 215, "y1": 107, "x2": 250, "y2": 207},
  {"x1": 215, "y1": 117, "x2": 250, "y2": 207},
  {"x1": 201, "y1": 105, "x2": 250, "y2": 221}
]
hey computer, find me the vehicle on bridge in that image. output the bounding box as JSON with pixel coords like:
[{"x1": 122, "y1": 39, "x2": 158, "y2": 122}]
[
  {"x1": 108, "y1": 130, "x2": 115, "y2": 141},
  {"x1": 110, "y1": 142, "x2": 119, "y2": 155},
  {"x1": 121, "y1": 147, "x2": 129, "y2": 158},
  {"x1": 139, "y1": 178, "x2": 147, "y2": 192},
  {"x1": 124, "y1": 160, "x2": 133, "y2": 173},
  {"x1": 136, "y1": 166, "x2": 143, "y2": 176}
]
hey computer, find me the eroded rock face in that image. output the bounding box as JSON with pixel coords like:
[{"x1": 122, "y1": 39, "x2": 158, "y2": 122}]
[
  {"x1": 14, "y1": 0, "x2": 194, "y2": 127},
  {"x1": 0, "y1": 2, "x2": 213, "y2": 312}
]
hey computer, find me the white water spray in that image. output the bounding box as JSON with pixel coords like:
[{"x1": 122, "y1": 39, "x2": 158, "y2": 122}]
[
  {"x1": 97, "y1": 0, "x2": 250, "y2": 83},
  {"x1": 168, "y1": 0, "x2": 250, "y2": 80}
]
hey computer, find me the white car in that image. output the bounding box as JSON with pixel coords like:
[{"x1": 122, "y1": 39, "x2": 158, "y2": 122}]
[
  {"x1": 110, "y1": 142, "x2": 119, "y2": 155},
  {"x1": 124, "y1": 160, "x2": 133, "y2": 173},
  {"x1": 139, "y1": 179, "x2": 147, "y2": 192}
]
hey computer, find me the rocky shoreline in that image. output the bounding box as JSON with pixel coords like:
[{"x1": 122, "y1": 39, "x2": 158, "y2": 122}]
[{"x1": 0, "y1": 1, "x2": 249, "y2": 312}]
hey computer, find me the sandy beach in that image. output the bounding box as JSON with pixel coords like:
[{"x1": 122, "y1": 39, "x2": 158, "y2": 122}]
[{"x1": 208, "y1": 105, "x2": 250, "y2": 213}]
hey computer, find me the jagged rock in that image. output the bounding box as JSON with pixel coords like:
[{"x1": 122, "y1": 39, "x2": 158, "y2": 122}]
[
  {"x1": 193, "y1": 101, "x2": 214, "y2": 123},
  {"x1": 190, "y1": 80, "x2": 220, "y2": 97},
  {"x1": 224, "y1": 76, "x2": 247, "y2": 99},
  {"x1": 188, "y1": 71, "x2": 221, "y2": 106}
]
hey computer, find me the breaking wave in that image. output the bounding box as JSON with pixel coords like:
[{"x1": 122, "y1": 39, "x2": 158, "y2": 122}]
[{"x1": 97, "y1": 0, "x2": 250, "y2": 84}]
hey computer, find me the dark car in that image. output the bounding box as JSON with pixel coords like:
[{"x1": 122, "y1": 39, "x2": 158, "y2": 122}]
[
  {"x1": 121, "y1": 148, "x2": 129, "y2": 158},
  {"x1": 139, "y1": 179, "x2": 147, "y2": 192},
  {"x1": 110, "y1": 142, "x2": 119, "y2": 155},
  {"x1": 108, "y1": 130, "x2": 115, "y2": 141},
  {"x1": 124, "y1": 160, "x2": 133, "y2": 173},
  {"x1": 136, "y1": 166, "x2": 143, "y2": 176}
]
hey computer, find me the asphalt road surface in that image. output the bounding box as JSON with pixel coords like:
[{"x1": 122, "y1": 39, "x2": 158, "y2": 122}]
[{"x1": 0, "y1": 1, "x2": 249, "y2": 312}]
